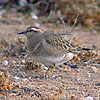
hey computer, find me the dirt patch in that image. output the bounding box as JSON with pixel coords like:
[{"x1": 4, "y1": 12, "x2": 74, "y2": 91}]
[{"x1": 0, "y1": 19, "x2": 100, "y2": 100}]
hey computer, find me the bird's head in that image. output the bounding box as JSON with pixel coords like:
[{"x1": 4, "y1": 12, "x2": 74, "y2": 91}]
[{"x1": 18, "y1": 26, "x2": 43, "y2": 37}]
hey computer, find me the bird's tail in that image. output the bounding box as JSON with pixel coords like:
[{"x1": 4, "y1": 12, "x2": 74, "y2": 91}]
[
  {"x1": 68, "y1": 47, "x2": 93, "y2": 53},
  {"x1": 77, "y1": 47, "x2": 93, "y2": 51}
]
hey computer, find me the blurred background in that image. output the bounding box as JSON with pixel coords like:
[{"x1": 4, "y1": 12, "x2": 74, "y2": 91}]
[{"x1": 0, "y1": 0, "x2": 100, "y2": 29}]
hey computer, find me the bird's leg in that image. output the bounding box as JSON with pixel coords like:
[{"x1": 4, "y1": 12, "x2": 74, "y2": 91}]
[
  {"x1": 45, "y1": 66, "x2": 51, "y2": 74},
  {"x1": 51, "y1": 64, "x2": 56, "y2": 76},
  {"x1": 45, "y1": 66, "x2": 52, "y2": 78},
  {"x1": 45, "y1": 64, "x2": 56, "y2": 78}
]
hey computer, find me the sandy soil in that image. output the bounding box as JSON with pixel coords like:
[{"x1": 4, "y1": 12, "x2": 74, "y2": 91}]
[{"x1": 0, "y1": 14, "x2": 100, "y2": 100}]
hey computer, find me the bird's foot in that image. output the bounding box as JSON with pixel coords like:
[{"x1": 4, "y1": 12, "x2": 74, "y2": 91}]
[{"x1": 44, "y1": 64, "x2": 56, "y2": 79}]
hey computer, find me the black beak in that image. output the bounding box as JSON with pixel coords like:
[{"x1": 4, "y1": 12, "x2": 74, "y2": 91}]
[{"x1": 18, "y1": 31, "x2": 27, "y2": 35}]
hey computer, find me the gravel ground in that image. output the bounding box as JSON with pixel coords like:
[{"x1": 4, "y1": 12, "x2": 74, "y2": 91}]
[{"x1": 0, "y1": 15, "x2": 100, "y2": 100}]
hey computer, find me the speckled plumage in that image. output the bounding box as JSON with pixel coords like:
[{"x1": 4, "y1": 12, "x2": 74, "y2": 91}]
[{"x1": 18, "y1": 26, "x2": 91, "y2": 67}]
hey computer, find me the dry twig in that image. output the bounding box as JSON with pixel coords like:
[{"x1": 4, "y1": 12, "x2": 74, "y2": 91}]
[
  {"x1": 58, "y1": 11, "x2": 79, "y2": 38},
  {"x1": 84, "y1": 57, "x2": 100, "y2": 66}
]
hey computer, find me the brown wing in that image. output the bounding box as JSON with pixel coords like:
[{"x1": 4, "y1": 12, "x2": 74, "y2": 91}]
[{"x1": 42, "y1": 33, "x2": 76, "y2": 53}]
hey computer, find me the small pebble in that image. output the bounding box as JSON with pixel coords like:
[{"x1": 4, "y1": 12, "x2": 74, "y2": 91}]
[
  {"x1": 91, "y1": 67, "x2": 98, "y2": 73},
  {"x1": 35, "y1": 75, "x2": 39, "y2": 79},
  {"x1": 58, "y1": 75, "x2": 63, "y2": 79},
  {"x1": 14, "y1": 76, "x2": 20, "y2": 80},
  {"x1": 75, "y1": 77, "x2": 80, "y2": 81},
  {"x1": 3, "y1": 60, "x2": 8, "y2": 66},
  {"x1": 28, "y1": 77, "x2": 32, "y2": 80},
  {"x1": 40, "y1": 76, "x2": 45, "y2": 80},
  {"x1": 44, "y1": 66, "x2": 48, "y2": 70},
  {"x1": 52, "y1": 75, "x2": 56, "y2": 78},
  {"x1": 30, "y1": 12, "x2": 38, "y2": 19},
  {"x1": 34, "y1": 23, "x2": 40, "y2": 27},
  {"x1": 86, "y1": 96, "x2": 93, "y2": 100},
  {"x1": 95, "y1": 82, "x2": 100, "y2": 86},
  {"x1": 88, "y1": 74, "x2": 91, "y2": 78},
  {"x1": 22, "y1": 60, "x2": 25, "y2": 64}
]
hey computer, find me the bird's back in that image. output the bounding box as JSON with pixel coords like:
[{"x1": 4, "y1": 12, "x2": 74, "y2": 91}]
[{"x1": 42, "y1": 31, "x2": 78, "y2": 53}]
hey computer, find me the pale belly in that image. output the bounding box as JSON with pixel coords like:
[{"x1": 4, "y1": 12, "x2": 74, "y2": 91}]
[{"x1": 33, "y1": 53, "x2": 75, "y2": 66}]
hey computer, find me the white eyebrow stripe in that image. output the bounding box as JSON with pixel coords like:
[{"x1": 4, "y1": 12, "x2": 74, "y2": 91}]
[
  {"x1": 31, "y1": 28, "x2": 43, "y2": 33},
  {"x1": 33, "y1": 42, "x2": 41, "y2": 52}
]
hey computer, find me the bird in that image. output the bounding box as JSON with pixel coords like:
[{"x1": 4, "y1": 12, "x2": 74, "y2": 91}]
[{"x1": 18, "y1": 26, "x2": 92, "y2": 76}]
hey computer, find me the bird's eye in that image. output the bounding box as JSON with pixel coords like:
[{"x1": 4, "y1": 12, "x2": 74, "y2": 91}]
[{"x1": 27, "y1": 28, "x2": 33, "y2": 32}]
